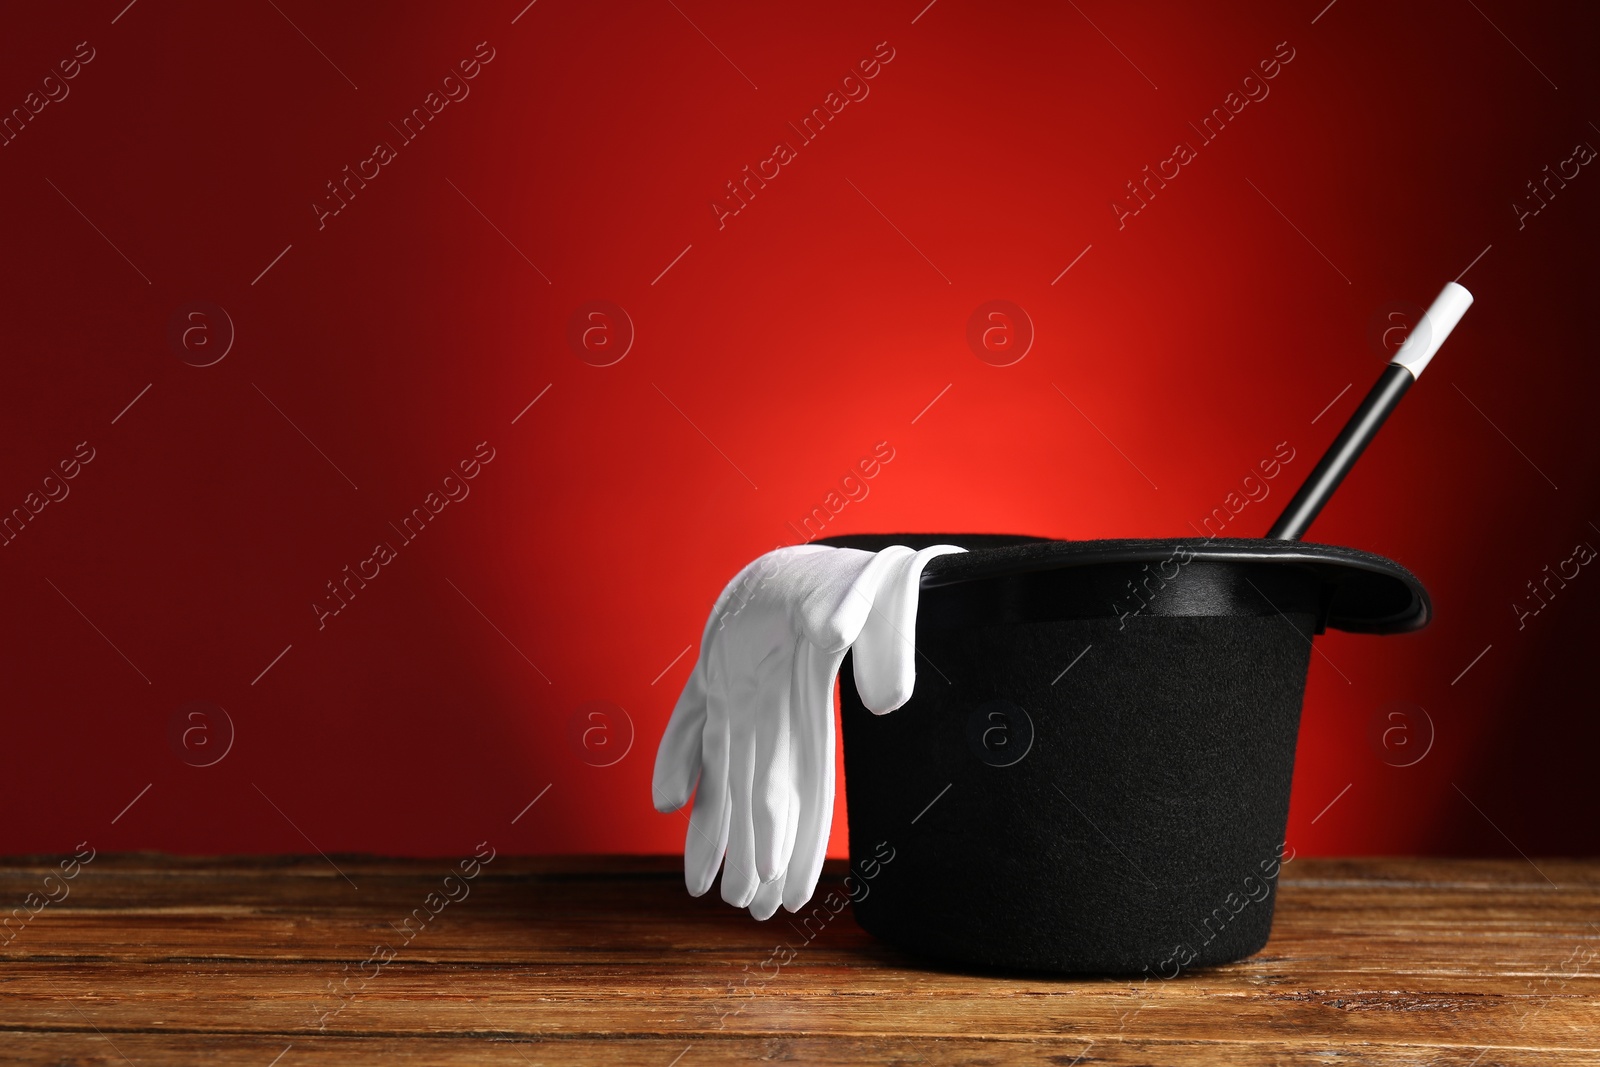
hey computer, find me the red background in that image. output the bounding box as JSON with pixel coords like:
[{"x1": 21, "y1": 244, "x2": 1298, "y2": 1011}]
[{"x1": 3, "y1": 0, "x2": 1596, "y2": 862}]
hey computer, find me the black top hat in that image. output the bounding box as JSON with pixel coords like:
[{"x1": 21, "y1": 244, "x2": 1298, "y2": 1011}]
[{"x1": 816, "y1": 531, "x2": 1427, "y2": 975}]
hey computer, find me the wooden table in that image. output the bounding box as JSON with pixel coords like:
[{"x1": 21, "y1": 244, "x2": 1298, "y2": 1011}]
[{"x1": 2, "y1": 854, "x2": 1596, "y2": 1064}]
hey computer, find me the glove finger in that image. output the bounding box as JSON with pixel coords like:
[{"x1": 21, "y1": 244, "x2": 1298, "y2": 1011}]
[
  {"x1": 783, "y1": 640, "x2": 845, "y2": 912},
  {"x1": 852, "y1": 545, "x2": 966, "y2": 713},
  {"x1": 749, "y1": 641, "x2": 795, "y2": 883},
  {"x1": 683, "y1": 644, "x2": 733, "y2": 897},
  {"x1": 780, "y1": 766, "x2": 801, "y2": 885},
  {"x1": 720, "y1": 638, "x2": 763, "y2": 908},
  {"x1": 749, "y1": 870, "x2": 786, "y2": 920},
  {"x1": 850, "y1": 550, "x2": 915, "y2": 713},
  {"x1": 721, "y1": 727, "x2": 760, "y2": 908},
  {"x1": 651, "y1": 664, "x2": 707, "y2": 812},
  {"x1": 750, "y1": 765, "x2": 802, "y2": 919}
]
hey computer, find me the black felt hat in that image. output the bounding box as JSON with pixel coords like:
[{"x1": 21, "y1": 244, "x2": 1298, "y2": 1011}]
[{"x1": 818, "y1": 532, "x2": 1428, "y2": 975}]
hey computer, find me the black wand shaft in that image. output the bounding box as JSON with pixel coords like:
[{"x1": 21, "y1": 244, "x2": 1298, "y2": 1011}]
[{"x1": 1267, "y1": 365, "x2": 1414, "y2": 541}]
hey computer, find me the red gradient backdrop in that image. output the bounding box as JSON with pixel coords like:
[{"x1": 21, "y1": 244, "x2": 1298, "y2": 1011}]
[{"x1": 2, "y1": 1, "x2": 1596, "y2": 862}]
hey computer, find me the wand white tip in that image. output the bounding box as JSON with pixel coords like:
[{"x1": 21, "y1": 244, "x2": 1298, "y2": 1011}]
[{"x1": 1391, "y1": 281, "x2": 1474, "y2": 380}]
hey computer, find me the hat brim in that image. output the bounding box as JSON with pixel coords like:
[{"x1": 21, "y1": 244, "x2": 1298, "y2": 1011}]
[{"x1": 814, "y1": 533, "x2": 1430, "y2": 635}]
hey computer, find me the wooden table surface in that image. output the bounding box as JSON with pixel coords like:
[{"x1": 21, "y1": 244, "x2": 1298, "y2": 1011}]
[{"x1": 1, "y1": 854, "x2": 1597, "y2": 1065}]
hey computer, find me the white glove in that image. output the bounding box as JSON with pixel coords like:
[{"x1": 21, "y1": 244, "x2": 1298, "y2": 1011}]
[{"x1": 652, "y1": 543, "x2": 964, "y2": 919}]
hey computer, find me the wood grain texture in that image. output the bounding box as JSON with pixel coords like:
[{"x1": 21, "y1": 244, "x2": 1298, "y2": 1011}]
[{"x1": 1, "y1": 855, "x2": 1596, "y2": 1065}]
